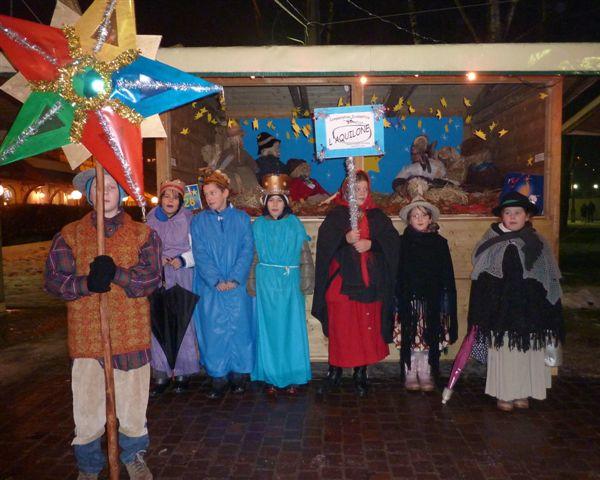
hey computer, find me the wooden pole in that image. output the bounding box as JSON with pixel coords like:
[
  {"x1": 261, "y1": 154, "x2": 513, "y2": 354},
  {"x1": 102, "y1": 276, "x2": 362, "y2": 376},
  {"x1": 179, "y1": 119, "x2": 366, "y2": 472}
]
[{"x1": 94, "y1": 163, "x2": 120, "y2": 480}]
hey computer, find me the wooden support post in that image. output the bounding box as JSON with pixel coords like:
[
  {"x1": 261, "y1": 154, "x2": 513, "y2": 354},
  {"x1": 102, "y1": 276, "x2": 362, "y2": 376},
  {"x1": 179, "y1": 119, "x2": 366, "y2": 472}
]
[
  {"x1": 352, "y1": 77, "x2": 365, "y2": 171},
  {"x1": 545, "y1": 78, "x2": 563, "y2": 257},
  {"x1": 94, "y1": 163, "x2": 120, "y2": 480},
  {"x1": 156, "y1": 112, "x2": 172, "y2": 187}
]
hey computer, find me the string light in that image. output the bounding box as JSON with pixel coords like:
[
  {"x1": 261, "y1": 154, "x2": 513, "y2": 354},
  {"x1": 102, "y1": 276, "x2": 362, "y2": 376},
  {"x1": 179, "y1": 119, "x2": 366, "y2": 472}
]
[
  {"x1": 359, "y1": 75, "x2": 368, "y2": 85},
  {"x1": 466, "y1": 72, "x2": 477, "y2": 81}
]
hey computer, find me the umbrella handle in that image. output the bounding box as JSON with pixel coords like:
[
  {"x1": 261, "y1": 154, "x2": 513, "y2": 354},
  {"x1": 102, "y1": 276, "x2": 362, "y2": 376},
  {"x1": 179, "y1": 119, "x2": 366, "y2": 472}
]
[{"x1": 441, "y1": 387, "x2": 453, "y2": 405}]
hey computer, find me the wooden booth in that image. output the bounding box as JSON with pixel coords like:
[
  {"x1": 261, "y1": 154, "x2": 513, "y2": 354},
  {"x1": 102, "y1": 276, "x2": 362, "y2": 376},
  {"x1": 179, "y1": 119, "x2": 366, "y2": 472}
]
[{"x1": 149, "y1": 43, "x2": 600, "y2": 360}]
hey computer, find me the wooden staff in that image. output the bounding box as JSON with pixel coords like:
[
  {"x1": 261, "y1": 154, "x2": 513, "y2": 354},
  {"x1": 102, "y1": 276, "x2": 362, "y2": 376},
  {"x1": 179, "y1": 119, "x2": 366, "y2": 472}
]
[{"x1": 94, "y1": 163, "x2": 120, "y2": 480}]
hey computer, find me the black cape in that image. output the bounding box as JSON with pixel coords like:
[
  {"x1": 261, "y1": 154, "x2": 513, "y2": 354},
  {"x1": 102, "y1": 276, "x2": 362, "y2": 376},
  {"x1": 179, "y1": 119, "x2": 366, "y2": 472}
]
[
  {"x1": 311, "y1": 205, "x2": 400, "y2": 343},
  {"x1": 396, "y1": 226, "x2": 458, "y2": 371}
]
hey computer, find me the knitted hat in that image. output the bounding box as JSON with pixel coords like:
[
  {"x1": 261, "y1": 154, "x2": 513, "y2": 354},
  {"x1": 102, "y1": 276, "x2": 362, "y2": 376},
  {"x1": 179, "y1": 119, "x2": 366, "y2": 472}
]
[
  {"x1": 159, "y1": 179, "x2": 185, "y2": 197},
  {"x1": 492, "y1": 191, "x2": 538, "y2": 216},
  {"x1": 287, "y1": 158, "x2": 307, "y2": 177},
  {"x1": 198, "y1": 167, "x2": 230, "y2": 190},
  {"x1": 399, "y1": 196, "x2": 440, "y2": 223},
  {"x1": 73, "y1": 168, "x2": 126, "y2": 205},
  {"x1": 261, "y1": 174, "x2": 290, "y2": 205},
  {"x1": 257, "y1": 132, "x2": 280, "y2": 155}
]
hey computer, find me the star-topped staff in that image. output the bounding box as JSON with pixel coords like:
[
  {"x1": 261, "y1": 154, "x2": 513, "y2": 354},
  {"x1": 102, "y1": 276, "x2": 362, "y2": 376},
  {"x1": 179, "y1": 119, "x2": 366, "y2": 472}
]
[{"x1": 0, "y1": 2, "x2": 222, "y2": 479}]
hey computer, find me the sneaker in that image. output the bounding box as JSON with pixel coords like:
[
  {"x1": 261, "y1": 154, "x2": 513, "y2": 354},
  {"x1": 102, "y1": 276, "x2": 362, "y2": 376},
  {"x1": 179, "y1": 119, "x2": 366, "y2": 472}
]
[
  {"x1": 77, "y1": 472, "x2": 99, "y2": 480},
  {"x1": 497, "y1": 399, "x2": 514, "y2": 412},
  {"x1": 513, "y1": 398, "x2": 530, "y2": 409},
  {"x1": 125, "y1": 450, "x2": 153, "y2": 480}
]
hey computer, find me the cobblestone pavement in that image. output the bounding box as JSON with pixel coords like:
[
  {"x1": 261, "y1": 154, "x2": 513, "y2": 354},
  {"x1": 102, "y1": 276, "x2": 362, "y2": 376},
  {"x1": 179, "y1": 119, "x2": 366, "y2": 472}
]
[{"x1": 0, "y1": 361, "x2": 599, "y2": 480}]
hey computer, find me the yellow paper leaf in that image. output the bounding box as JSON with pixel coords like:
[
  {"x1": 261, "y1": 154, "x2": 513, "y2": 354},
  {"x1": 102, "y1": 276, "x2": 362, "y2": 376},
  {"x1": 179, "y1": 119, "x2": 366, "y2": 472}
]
[
  {"x1": 393, "y1": 97, "x2": 404, "y2": 111},
  {"x1": 428, "y1": 107, "x2": 434, "y2": 114},
  {"x1": 345, "y1": 102, "x2": 351, "y2": 107},
  {"x1": 463, "y1": 97, "x2": 472, "y2": 107},
  {"x1": 488, "y1": 121, "x2": 498, "y2": 132},
  {"x1": 302, "y1": 124, "x2": 311, "y2": 137},
  {"x1": 266, "y1": 120, "x2": 276, "y2": 130},
  {"x1": 539, "y1": 92, "x2": 548, "y2": 100},
  {"x1": 364, "y1": 156, "x2": 381, "y2": 173},
  {"x1": 194, "y1": 111, "x2": 204, "y2": 120},
  {"x1": 527, "y1": 156, "x2": 534, "y2": 166},
  {"x1": 291, "y1": 121, "x2": 301, "y2": 134},
  {"x1": 180, "y1": 127, "x2": 190, "y2": 135},
  {"x1": 444, "y1": 124, "x2": 449, "y2": 133},
  {"x1": 292, "y1": 110, "x2": 298, "y2": 118},
  {"x1": 308, "y1": 137, "x2": 315, "y2": 144},
  {"x1": 383, "y1": 118, "x2": 391, "y2": 128},
  {"x1": 408, "y1": 105, "x2": 416, "y2": 114},
  {"x1": 407, "y1": 100, "x2": 412, "y2": 106},
  {"x1": 252, "y1": 118, "x2": 259, "y2": 130},
  {"x1": 293, "y1": 131, "x2": 300, "y2": 138},
  {"x1": 370, "y1": 94, "x2": 378, "y2": 104},
  {"x1": 227, "y1": 118, "x2": 238, "y2": 128},
  {"x1": 474, "y1": 129, "x2": 487, "y2": 141},
  {"x1": 465, "y1": 115, "x2": 472, "y2": 125},
  {"x1": 435, "y1": 109, "x2": 442, "y2": 120},
  {"x1": 199, "y1": 107, "x2": 208, "y2": 115},
  {"x1": 303, "y1": 110, "x2": 310, "y2": 117},
  {"x1": 211, "y1": 119, "x2": 217, "y2": 125},
  {"x1": 337, "y1": 97, "x2": 344, "y2": 107},
  {"x1": 402, "y1": 124, "x2": 407, "y2": 131},
  {"x1": 206, "y1": 112, "x2": 213, "y2": 122},
  {"x1": 440, "y1": 97, "x2": 447, "y2": 108},
  {"x1": 417, "y1": 119, "x2": 422, "y2": 129},
  {"x1": 192, "y1": 102, "x2": 197, "y2": 108},
  {"x1": 498, "y1": 128, "x2": 509, "y2": 138}
]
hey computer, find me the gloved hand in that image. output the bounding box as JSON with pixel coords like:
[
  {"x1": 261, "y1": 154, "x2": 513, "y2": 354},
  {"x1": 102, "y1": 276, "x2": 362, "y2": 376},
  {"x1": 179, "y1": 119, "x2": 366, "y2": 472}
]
[{"x1": 87, "y1": 255, "x2": 117, "y2": 293}]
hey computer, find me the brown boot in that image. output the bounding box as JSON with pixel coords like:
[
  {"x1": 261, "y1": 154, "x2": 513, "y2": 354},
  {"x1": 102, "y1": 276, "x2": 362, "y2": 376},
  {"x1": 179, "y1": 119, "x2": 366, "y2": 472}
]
[
  {"x1": 77, "y1": 472, "x2": 99, "y2": 480},
  {"x1": 125, "y1": 451, "x2": 153, "y2": 480}
]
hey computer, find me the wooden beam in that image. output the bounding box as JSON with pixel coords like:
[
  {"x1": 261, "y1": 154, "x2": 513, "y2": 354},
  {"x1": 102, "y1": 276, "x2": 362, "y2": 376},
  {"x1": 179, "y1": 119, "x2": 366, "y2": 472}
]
[{"x1": 562, "y1": 93, "x2": 600, "y2": 133}]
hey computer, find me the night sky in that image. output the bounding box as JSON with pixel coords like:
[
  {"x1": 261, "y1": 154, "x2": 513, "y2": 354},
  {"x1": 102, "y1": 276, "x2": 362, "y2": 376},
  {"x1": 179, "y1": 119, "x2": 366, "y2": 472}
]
[{"x1": 1, "y1": 0, "x2": 599, "y2": 46}]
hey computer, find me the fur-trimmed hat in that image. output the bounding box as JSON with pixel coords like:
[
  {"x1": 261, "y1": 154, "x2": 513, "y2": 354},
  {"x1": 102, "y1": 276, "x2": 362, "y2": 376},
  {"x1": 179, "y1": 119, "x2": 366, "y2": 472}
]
[
  {"x1": 492, "y1": 191, "x2": 538, "y2": 216},
  {"x1": 399, "y1": 196, "x2": 440, "y2": 223},
  {"x1": 257, "y1": 132, "x2": 281, "y2": 155},
  {"x1": 159, "y1": 178, "x2": 186, "y2": 197},
  {"x1": 198, "y1": 167, "x2": 230, "y2": 190}
]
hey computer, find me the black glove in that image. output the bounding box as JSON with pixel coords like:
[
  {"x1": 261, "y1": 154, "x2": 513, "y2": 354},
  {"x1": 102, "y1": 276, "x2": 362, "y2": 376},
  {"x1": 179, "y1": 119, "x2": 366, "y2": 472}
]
[{"x1": 87, "y1": 255, "x2": 117, "y2": 293}]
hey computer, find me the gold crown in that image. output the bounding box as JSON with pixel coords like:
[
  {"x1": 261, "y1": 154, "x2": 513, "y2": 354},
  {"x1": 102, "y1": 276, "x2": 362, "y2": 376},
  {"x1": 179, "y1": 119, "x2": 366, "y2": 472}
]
[
  {"x1": 198, "y1": 167, "x2": 230, "y2": 189},
  {"x1": 261, "y1": 174, "x2": 290, "y2": 196}
]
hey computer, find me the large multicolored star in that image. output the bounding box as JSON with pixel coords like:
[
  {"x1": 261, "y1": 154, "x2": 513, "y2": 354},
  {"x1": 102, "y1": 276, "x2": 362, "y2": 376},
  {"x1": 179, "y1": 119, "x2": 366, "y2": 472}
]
[{"x1": 0, "y1": 0, "x2": 221, "y2": 207}]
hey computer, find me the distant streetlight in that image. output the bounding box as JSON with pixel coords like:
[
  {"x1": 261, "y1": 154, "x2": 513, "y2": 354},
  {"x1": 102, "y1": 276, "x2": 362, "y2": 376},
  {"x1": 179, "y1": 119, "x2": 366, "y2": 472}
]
[
  {"x1": 359, "y1": 75, "x2": 368, "y2": 85},
  {"x1": 594, "y1": 184, "x2": 599, "y2": 190},
  {"x1": 573, "y1": 183, "x2": 579, "y2": 190},
  {"x1": 466, "y1": 71, "x2": 477, "y2": 81}
]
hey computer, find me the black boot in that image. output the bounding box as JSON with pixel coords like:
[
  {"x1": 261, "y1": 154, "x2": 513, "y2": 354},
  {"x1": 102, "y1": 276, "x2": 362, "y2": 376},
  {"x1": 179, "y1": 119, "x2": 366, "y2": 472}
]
[
  {"x1": 207, "y1": 377, "x2": 228, "y2": 399},
  {"x1": 173, "y1": 375, "x2": 190, "y2": 394},
  {"x1": 317, "y1": 365, "x2": 343, "y2": 395},
  {"x1": 353, "y1": 366, "x2": 369, "y2": 397},
  {"x1": 150, "y1": 377, "x2": 171, "y2": 397}
]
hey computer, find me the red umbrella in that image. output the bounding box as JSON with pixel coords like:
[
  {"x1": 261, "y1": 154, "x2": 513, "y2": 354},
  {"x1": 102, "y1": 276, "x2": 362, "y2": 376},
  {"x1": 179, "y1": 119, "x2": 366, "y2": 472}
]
[{"x1": 442, "y1": 325, "x2": 478, "y2": 405}]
